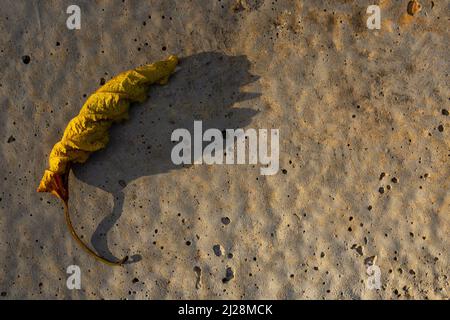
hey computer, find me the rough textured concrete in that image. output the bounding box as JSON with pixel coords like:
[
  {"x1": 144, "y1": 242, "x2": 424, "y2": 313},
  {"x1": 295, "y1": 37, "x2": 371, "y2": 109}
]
[{"x1": 0, "y1": 0, "x2": 448, "y2": 299}]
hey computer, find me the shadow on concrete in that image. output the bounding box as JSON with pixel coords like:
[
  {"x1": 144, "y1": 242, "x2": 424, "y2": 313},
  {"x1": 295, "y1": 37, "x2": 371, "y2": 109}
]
[{"x1": 72, "y1": 51, "x2": 260, "y2": 264}]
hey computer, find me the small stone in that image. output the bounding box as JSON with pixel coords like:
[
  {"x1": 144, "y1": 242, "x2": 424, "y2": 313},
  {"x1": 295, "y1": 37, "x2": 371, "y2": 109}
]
[
  {"x1": 132, "y1": 278, "x2": 139, "y2": 284},
  {"x1": 391, "y1": 177, "x2": 398, "y2": 183},
  {"x1": 378, "y1": 186, "x2": 385, "y2": 194},
  {"x1": 437, "y1": 124, "x2": 444, "y2": 132},
  {"x1": 7, "y1": 136, "x2": 15, "y2": 143},
  {"x1": 442, "y1": 109, "x2": 449, "y2": 116},
  {"x1": 118, "y1": 180, "x2": 127, "y2": 188}
]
